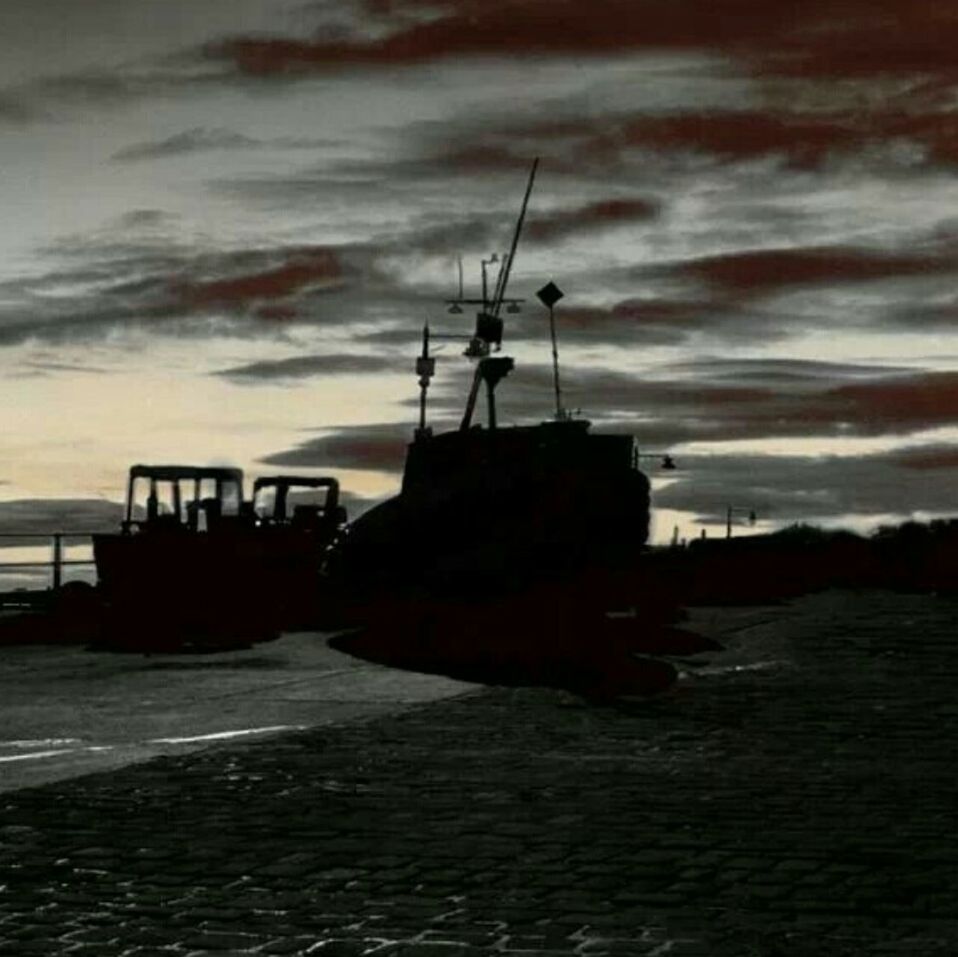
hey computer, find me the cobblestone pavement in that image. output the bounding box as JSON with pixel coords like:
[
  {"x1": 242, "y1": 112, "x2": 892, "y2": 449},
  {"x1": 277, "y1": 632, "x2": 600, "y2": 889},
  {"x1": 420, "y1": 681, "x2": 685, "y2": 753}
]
[{"x1": 1, "y1": 589, "x2": 957, "y2": 955}]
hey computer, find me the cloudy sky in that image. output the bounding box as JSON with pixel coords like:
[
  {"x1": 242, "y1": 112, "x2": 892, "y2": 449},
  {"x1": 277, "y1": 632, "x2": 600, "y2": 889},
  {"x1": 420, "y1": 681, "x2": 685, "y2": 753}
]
[{"x1": 2, "y1": 0, "x2": 958, "y2": 551}]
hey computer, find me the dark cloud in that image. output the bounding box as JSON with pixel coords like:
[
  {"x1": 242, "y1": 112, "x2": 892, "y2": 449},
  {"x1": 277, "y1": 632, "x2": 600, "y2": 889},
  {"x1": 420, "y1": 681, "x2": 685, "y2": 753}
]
[
  {"x1": 892, "y1": 445, "x2": 958, "y2": 470},
  {"x1": 3, "y1": 203, "x2": 952, "y2": 360},
  {"x1": 411, "y1": 239, "x2": 958, "y2": 349},
  {"x1": 199, "y1": 0, "x2": 821, "y2": 74},
  {"x1": 892, "y1": 299, "x2": 958, "y2": 329},
  {"x1": 6, "y1": 0, "x2": 957, "y2": 188},
  {"x1": 0, "y1": 93, "x2": 36, "y2": 124},
  {"x1": 407, "y1": 359, "x2": 957, "y2": 444},
  {"x1": 0, "y1": 499, "x2": 123, "y2": 540},
  {"x1": 18, "y1": 359, "x2": 109, "y2": 376},
  {"x1": 368, "y1": 195, "x2": 659, "y2": 266},
  {"x1": 27, "y1": 69, "x2": 162, "y2": 105},
  {"x1": 171, "y1": 247, "x2": 345, "y2": 312},
  {"x1": 0, "y1": 241, "x2": 378, "y2": 347},
  {"x1": 812, "y1": 372, "x2": 958, "y2": 434},
  {"x1": 504, "y1": 293, "x2": 805, "y2": 349},
  {"x1": 114, "y1": 209, "x2": 176, "y2": 229},
  {"x1": 574, "y1": 299, "x2": 741, "y2": 343},
  {"x1": 485, "y1": 364, "x2": 779, "y2": 437},
  {"x1": 113, "y1": 127, "x2": 263, "y2": 162},
  {"x1": 526, "y1": 198, "x2": 659, "y2": 243},
  {"x1": 755, "y1": 4, "x2": 958, "y2": 83},
  {"x1": 652, "y1": 447, "x2": 958, "y2": 526},
  {"x1": 217, "y1": 353, "x2": 398, "y2": 382},
  {"x1": 202, "y1": 1, "x2": 958, "y2": 94},
  {"x1": 260, "y1": 422, "x2": 418, "y2": 471},
  {"x1": 260, "y1": 415, "x2": 958, "y2": 527},
  {"x1": 2, "y1": 63, "x2": 227, "y2": 121},
  {"x1": 357, "y1": 324, "x2": 424, "y2": 348},
  {"x1": 661, "y1": 357, "x2": 916, "y2": 387},
  {"x1": 200, "y1": 5, "x2": 958, "y2": 189},
  {"x1": 530, "y1": 107, "x2": 958, "y2": 174},
  {"x1": 253, "y1": 304, "x2": 301, "y2": 322},
  {"x1": 672, "y1": 245, "x2": 958, "y2": 301},
  {"x1": 0, "y1": 0, "x2": 310, "y2": 120},
  {"x1": 587, "y1": 112, "x2": 868, "y2": 171},
  {"x1": 369, "y1": 212, "x2": 502, "y2": 259},
  {"x1": 112, "y1": 127, "x2": 336, "y2": 162}
]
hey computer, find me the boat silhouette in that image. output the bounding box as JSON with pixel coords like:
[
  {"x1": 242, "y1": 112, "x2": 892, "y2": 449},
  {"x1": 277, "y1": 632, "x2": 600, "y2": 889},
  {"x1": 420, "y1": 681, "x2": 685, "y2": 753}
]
[{"x1": 326, "y1": 161, "x2": 707, "y2": 695}]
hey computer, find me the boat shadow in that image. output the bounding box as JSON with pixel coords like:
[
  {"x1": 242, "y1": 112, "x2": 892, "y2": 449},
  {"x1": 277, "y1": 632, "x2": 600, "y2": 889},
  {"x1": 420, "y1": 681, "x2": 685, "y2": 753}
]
[{"x1": 328, "y1": 570, "x2": 721, "y2": 700}]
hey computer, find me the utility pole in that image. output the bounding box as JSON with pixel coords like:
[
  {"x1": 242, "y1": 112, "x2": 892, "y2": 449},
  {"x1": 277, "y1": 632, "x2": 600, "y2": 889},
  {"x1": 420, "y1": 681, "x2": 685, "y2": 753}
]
[{"x1": 726, "y1": 506, "x2": 757, "y2": 539}]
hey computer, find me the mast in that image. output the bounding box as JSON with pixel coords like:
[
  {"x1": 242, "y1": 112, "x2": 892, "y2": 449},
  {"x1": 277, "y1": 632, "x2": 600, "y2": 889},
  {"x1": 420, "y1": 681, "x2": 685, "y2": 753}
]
[
  {"x1": 459, "y1": 157, "x2": 539, "y2": 431},
  {"x1": 415, "y1": 323, "x2": 435, "y2": 438}
]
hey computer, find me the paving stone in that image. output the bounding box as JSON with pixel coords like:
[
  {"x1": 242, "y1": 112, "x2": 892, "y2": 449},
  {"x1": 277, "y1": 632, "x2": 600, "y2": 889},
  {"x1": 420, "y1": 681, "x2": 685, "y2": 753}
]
[{"x1": 1, "y1": 591, "x2": 958, "y2": 954}]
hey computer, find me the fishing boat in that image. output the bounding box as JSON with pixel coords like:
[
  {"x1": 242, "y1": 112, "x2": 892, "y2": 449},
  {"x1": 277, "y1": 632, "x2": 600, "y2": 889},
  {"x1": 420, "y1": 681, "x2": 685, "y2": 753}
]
[
  {"x1": 333, "y1": 161, "x2": 651, "y2": 594},
  {"x1": 326, "y1": 161, "x2": 703, "y2": 695}
]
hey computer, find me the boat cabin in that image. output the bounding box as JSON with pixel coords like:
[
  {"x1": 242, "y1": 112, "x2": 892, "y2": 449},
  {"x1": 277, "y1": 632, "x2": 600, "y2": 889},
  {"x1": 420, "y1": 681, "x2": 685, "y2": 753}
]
[{"x1": 401, "y1": 419, "x2": 638, "y2": 500}]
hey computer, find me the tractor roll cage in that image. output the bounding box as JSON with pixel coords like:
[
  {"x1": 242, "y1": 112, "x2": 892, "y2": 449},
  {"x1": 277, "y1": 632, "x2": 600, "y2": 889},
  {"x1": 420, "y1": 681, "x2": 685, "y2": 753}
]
[
  {"x1": 123, "y1": 465, "x2": 245, "y2": 531},
  {"x1": 252, "y1": 476, "x2": 340, "y2": 523}
]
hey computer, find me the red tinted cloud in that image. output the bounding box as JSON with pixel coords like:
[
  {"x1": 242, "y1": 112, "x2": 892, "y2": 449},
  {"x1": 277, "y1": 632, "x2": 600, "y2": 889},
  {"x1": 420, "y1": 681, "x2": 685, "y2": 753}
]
[
  {"x1": 821, "y1": 373, "x2": 958, "y2": 431},
  {"x1": 677, "y1": 247, "x2": 951, "y2": 299},
  {"x1": 405, "y1": 350, "x2": 956, "y2": 444},
  {"x1": 893, "y1": 446, "x2": 958, "y2": 470},
  {"x1": 611, "y1": 299, "x2": 712, "y2": 325},
  {"x1": 172, "y1": 248, "x2": 342, "y2": 313},
  {"x1": 526, "y1": 198, "x2": 658, "y2": 243},
  {"x1": 434, "y1": 144, "x2": 535, "y2": 173},
  {"x1": 206, "y1": 0, "x2": 958, "y2": 85},
  {"x1": 204, "y1": 0, "x2": 821, "y2": 75},
  {"x1": 610, "y1": 113, "x2": 866, "y2": 170},
  {"x1": 256, "y1": 304, "x2": 299, "y2": 321},
  {"x1": 261, "y1": 423, "x2": 412, "y2": 471},
  {"x1": 764, "y1": 4, "x2": 958, "y2": 80},
  {"x1": 431, "y1": 107, "x2": 958, "y2": 175},
  {"x1": 509, "y1": 298, "x2": 724, "y2": 347},
  {"x1": 668, "y1": 370, "x2": 958, "y2": 439}
]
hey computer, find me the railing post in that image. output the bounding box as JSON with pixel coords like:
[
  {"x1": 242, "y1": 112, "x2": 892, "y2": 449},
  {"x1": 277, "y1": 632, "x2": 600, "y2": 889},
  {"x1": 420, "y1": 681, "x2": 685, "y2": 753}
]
[{"x1": 52, "y1": 534, "x2": 62, "y2": 591}]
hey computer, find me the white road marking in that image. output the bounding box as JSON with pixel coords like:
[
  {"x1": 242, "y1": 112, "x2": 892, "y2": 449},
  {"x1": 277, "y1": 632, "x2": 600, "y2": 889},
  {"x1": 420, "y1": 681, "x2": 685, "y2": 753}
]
[
  {"x1": 692, "y1": 659, "x2": 789, "y2": 676},
  {"x1": 0, "y1": 738, "x2": 81, "y2": 748},
  {"x1": 148, "y1": 725, "x2": 307, "y2": 745},
  {"x1": 0, "y1": 749, "x2": 78, "y2": 763}
]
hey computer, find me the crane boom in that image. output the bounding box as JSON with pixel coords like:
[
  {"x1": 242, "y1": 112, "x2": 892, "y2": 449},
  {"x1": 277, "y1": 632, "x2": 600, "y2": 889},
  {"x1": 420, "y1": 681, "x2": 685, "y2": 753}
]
[{"x1": 491, "y1": 157, "x2": 538, "y2": 318}]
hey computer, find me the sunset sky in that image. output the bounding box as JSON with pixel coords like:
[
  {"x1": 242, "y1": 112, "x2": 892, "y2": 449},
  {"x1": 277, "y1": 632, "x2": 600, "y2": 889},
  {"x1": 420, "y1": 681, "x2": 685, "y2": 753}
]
[{"x1": 2, "y1": 0, "x2": 958, "y2": 551}]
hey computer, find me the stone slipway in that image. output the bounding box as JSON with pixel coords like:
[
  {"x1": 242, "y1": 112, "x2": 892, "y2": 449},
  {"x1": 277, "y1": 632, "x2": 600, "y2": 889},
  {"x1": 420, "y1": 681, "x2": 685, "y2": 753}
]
[
  {"x1": 0, "y1": 634, "x2": 476, "y2": 794},
  {"x1": 1, "y1": 590, "x2": 957, "y2": 955}
]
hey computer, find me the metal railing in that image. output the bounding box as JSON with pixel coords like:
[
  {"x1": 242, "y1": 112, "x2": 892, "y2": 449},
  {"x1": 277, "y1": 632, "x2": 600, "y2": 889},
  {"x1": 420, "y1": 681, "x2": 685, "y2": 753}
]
[{"x1": 0, "y1": 532, "x2": 100, "y2": 593}]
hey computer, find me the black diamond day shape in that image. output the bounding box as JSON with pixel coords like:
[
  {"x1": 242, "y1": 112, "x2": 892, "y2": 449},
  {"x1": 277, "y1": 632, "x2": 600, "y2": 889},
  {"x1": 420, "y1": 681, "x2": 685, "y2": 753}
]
[{"x1": 536, "y1": 281, "x2": 564, "y2": 308}]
